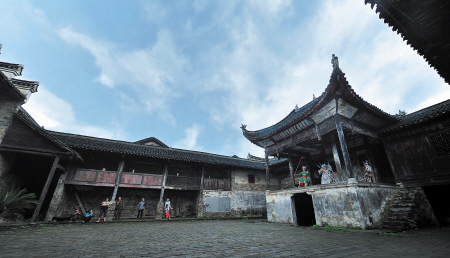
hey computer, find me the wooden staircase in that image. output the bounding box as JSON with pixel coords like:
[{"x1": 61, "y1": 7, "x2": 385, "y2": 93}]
[{"x1": 381, "y1": 188, "x2": 416, "y2": 232}]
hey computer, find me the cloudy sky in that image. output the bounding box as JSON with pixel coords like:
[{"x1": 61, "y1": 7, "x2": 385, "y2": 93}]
[{"x1": 0, "y1": 0, "x2": 448, "y2": 158}]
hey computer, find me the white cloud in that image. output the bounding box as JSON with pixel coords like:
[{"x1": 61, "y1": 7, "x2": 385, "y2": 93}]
[
  {"x1": 58, "y1": 27, "x2": 186, "y2": 123},
  {"x1": 23, "y1": 86, "x2": 117, "y2": 139},
  {"x1": 174, "y1": 124, "x2": 202, "y2": 150},
  {"x1": 188, "y1": 0, "x2": 448, "y2": 157}
]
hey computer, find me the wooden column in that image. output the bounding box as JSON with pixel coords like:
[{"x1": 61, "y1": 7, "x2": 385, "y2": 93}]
[
  {"x1": 31, "y1": 156, "x2": 60, "y2": 223},
  {"x1": 264, "y1": 148, "x2": 270, "y2": 190},
  {"x1": 334, "y1": 115, "x2": 354, "y2": 179},
  {"x1": 330, "y1": 135, "x2": 344, "y2": 181},
  {"x1": 156, "y1": 164, "x2": 169, "y2": 219},
  {"x1": 288, "y1": 152, "x2": 296, "y2": 188},
  {"x1": 197, "y1": 166, "x2": 205, "y2": 218},
  {"x1": 200, "y1": 166, "x2": 205, "y2": 190},
  {"x1": 111, "y1": 158, "x2": 125, "y2": 201}
]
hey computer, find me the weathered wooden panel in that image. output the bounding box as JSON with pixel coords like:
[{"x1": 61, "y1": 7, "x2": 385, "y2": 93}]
[
  {"x1": 353, "y1": 112, "x2": 386, "y2": 128},
  {"x1": 166, "y1": 176, "x2": 201, "y2": 187},
  {"x1": 120, "y1": 174, "x2": 143, "y2": 184},
  {"x1": 142, "y1": 175, "x2": 163, "y2": 185},
  {"x1": 311, "y1": 99, "x2": 336, "y2": 124},
  {"x1": 204, "y1": 178, "x2": 231, "y2": 190},
  {"x1": 96, "y1": 171, "x2": 116, "y2": 183},
  {"x1": 73, "y1": 169, "x2": 96, "y2": 182},
  {"x1": 337, "y1": 98, "x2": 358, "y2": 119},
  {"x1": 2, "y1": 116, "x2": 63, "y2": 152}
]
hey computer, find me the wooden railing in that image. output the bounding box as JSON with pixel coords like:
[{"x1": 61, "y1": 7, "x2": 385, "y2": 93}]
[
  {"x1": 166, "y1": 175, "x2": 201, "y2": 188},
  {"x1": 203, "y1": 178, "x2": 231, "y2": 190},
  {"x1": 71, "y1": 169, "x2": 230, "y2": 190}
]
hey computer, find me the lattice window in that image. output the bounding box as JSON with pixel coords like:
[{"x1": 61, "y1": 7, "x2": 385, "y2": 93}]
[{"x1": 428, "y1": 131, "x2": 450, "y2": 157}]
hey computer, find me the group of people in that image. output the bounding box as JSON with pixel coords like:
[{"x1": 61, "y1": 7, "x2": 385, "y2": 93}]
[{"x1": 69, "y1": 197, "x2": 172, "y2": 223}]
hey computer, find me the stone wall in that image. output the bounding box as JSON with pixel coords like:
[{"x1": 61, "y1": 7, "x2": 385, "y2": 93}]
[
  {"x1": 266, "y1": 182, "x2": 401, "y2": 229},
  {"x1": 198, "y1": 190, "x2": 266, "y2": 218},
  {"x1": 232, "y1": 168, "x2": 266, "y2": 191},
  {"x1": 0, "y1": 94, "x2": 20, "y2": 143}
]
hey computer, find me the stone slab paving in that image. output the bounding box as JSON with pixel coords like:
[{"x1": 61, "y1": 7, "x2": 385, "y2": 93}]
[{"x1": 0, "y1": 220, "x2": 449, "y2": 257}]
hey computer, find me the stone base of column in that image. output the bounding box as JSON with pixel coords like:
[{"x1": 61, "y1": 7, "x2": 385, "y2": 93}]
[
  {"x1": 155, "y1": 201, "x2": 164, "y2": 220},
  {"x1": 106, "y1": 203, "x2": 116, "y2": 221}
]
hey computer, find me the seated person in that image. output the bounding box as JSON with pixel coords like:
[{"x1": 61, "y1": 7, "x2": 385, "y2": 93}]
[
  {"x1": 70, "y1": 208, "x2": 81, "y2": 222},
  {"x1": 83, "y1": 210, "x2": 94, "y2": 223}
]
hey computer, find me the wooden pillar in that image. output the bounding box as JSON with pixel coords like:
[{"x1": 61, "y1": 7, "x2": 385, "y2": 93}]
[
  {"x1": 44, "y1": 173, "x2": 66, "y2": 222},
  {"x1": 330, "y1": 135, "x2": 344, "y2": 181},
  {"x1": 111, "y1": 158, "x2": 125, "y2": 201},
  {"x1": 288, "y1": 152, "x2": 296, "y2": 188},
  {"x1": 334, "y1": 115, "x2": 354, "y2": 179},
  {"x1": 31, "y1": 156, "x2": 60, "y2": 223},
  {"x1": 156, "y1": 164, "x2": 169, "y2": 219},
  {"x1": 264, "y1": 148, "x2": 270, "y2": 190}
]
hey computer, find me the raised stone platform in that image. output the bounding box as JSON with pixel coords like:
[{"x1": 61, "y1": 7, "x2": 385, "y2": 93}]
[{"x1": 266, "y1": 180, "x2": 402, "y2": 229}]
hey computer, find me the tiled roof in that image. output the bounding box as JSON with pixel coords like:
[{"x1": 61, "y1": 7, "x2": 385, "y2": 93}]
[
  {"x1": 48, "y1": 131, "x2": 282, "y2": 170},
  {"x1": 365, "y1": 0, "x2": 450, "y2": 85},
  {"x1": 14, "y1": 108, "x2": 82, "y2": 160},
  {"x1": 134, "y1": 137, "x2": 169, "y2": 148},
  {"x1": 381, "y1": 99, "x2": 450, "y2": 133},
  {"x1": 0, "y1": 67, "x2": 26, "y2": 102},
  {"x1": 241, "y1": 57, "x2": 397, "y2": 142}
]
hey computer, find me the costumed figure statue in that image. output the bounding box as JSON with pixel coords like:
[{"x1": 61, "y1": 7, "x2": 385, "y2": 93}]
[
  {"x1": 317, "y1": 162, "x2": 333, "y2": 185},
  {"x1": 363, "y1": 160, "x2": 375, "y2": 182},
  {"x1": 294, "y1": 166, "x2": 309, "y2": 187}
]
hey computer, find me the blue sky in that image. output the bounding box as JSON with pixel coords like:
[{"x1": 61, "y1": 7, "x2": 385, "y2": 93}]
[{"x1": 1, "y1": 0, "x2": 448, "y2": 158}]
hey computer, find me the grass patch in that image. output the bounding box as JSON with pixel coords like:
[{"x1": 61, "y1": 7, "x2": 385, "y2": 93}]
[
  {"x1": 379, "y1": 232, "x2": 403, "y2": 237},
  {"x1": 310, "y1": 225, "x2": 357, "y2": 232}
]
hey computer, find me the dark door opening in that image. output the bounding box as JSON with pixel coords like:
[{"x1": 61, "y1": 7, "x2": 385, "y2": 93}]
[
  {"x1": 293, "y1": 193, "x2": 316, "y2": 226},
  {"x1": 423, "y1": 184, "x2": 450, "y2": 226}
]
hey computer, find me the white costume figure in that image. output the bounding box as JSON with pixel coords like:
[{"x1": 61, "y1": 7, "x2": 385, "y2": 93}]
[
  {"x1": 318, "y1": 163, "x2": 333, "y2": 185},
  {"x1": 363, "y1": 161, "x2": 374, "y2": 182}
]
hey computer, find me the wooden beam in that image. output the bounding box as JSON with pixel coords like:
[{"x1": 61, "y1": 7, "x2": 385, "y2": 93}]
[
  {"x1": 200, "y1": 166, "x2": 205, "y2": 190},
  {"x1": 72, "y1": 187, "x2": 86, "y2": 215},
  {"x1": 288, "y1": 152, "x2": 295, "y2": 188},
  {"x1": 156, "y1": 164, "x2": 169, "y2": 219},
  {"x1": 335, "y1": 115, "x2": 354, "y2": 179},
  {"x1": 31, "y1": 156, "x2": 60, "y2": 223},
  {"x1": 330, "y1": 135, "x2": 344, "y2": 181},
  {"x1": 0, "y1": 145, "x2": 71, "y2": 158},
  {"x1": 265, "y1": 148, "x2": 270, "y2": 190},
  {"x1": 111, "y1": 159, "x2": 125, "y2": 201}
]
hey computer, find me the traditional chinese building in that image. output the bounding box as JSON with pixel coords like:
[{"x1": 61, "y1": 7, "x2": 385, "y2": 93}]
[{"x1": 241, "y1": 55, "x2": 448, "y2": 229}]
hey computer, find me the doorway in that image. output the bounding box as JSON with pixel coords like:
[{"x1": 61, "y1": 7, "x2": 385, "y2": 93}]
[
  {"x1": 423, "y1": 184, "x2": 450, "y2": 226},
  {"x1": 293, "y1": 193, "x2": 316, "y2": 226}
]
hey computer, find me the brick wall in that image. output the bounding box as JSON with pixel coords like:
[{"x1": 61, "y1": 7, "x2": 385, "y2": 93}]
[{"x1": 0, "y1": 94, "x2": 21, "y2": 144}]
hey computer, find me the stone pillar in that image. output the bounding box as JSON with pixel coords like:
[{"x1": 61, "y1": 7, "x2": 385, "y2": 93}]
[
  {"x1": 196, "y1": 166, "x2": 205, "y2": 218},
  {"x1": 0, "y1": 97, "x2": 21, "y2": 144},
  {"x1": 44, "y1": 173, "x2": 67, "y2": 222},
  {"x1": 156, "y1": 164, "x2": 169, "y2": 219},
  {"x1": 288, "y1": 152, "x2": 296, "y2": 188},
  {"x1": 330, "y1": 135, "x2": 345, "y2": 181},
  {"x1": 334, "y1": 115, "x2": 354, "y2": 179}
]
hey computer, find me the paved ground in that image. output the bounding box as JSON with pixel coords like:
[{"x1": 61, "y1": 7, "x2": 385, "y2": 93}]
[{"x1": 0, "y1": 220, "x2": 449, "y2": 257}]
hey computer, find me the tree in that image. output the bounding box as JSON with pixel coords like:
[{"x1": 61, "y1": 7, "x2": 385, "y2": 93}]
[{"x1": 0, "y1": 181, "x2": 38, "y2": 216}]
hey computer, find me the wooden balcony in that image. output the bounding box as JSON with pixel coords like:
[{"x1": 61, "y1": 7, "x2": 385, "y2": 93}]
[
  {"x1": 67, "y1": 169, "x2": 220, "y2": 190},
  {"x1": 203, "y1": 178, "x2": 231, "y2": 190}
]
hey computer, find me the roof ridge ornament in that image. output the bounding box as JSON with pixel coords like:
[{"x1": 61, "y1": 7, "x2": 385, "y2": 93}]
[
  {"x1": 332, "y1": 54, "x2": 339, "y2": 71},
  {"x1": 295, "y1": 105, "x2": 299, "y2": 111},
  {"x1": 240, "y1": 124, "x2": 247, "y2": 130}
]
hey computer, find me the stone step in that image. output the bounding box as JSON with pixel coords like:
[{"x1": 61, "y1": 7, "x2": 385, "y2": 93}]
[
  {"x1": 391, "y1": 203, "x2": 414, "y2": 208},
  {"x1": 389, "y1": 207, "x2": 412, "y2": 212},
  {"x1": 385, "y1": 214, "x2": 408, "y2": 220},
  {"x1": 383, "y1": 220, "x2": 405, "y2": 226}
]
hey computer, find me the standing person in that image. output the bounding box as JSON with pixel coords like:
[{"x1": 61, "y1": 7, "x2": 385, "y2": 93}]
[
  {"x1": 96, "y1": 198, "x2": 110, "y2": 223},
  {"x1": 114, "y1": 197, "x2": 124, "y2": 220},
  {"x1": 83, "y1": 209, "x2": 94, "y2": 223},
  {"x1": 164, "y1": 198, "x2": 171, "y2": 220},
  {"x1": 137, "y1": 198, "x2": 145, "y2": 220}
]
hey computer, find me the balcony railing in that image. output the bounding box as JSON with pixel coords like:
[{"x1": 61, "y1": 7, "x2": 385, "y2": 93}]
[
  {"x1": 166, "y1": 175, "x2": 201, "y2": 188},
  {"x1": 70, "y1": 169, "x2": 230, "y2": 190},
  {"x1": 203, "y1": 178, "x2": 231, "y2": 190}
]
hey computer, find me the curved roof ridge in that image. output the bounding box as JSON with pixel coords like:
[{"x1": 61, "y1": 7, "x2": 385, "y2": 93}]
[{"x1": 48, "y1": 130, "x2": 267, "y2": 163}]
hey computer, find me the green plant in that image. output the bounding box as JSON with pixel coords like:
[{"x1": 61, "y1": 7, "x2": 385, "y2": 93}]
[
  {"x1": 405, "y1": 219, "x2": 417, "y2": 229},
  {"x1": 379, "y1": 232, "x2": 403, "y2": 237},
  {"x1": 311, "y1": 225, "x2": 321, "y2": 229},
  {"x1": 0, "y1": 181, "x2": 38, "y2": 216}
]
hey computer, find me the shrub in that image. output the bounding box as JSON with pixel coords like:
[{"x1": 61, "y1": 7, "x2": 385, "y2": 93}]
[{"x1": 0, "y1": 181, "x2": 38, "y2": 216}]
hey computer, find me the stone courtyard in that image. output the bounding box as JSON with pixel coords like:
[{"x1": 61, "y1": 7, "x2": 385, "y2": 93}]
[{"x1": 0, "y1": 220, "x2": 449, "y2": 257}]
